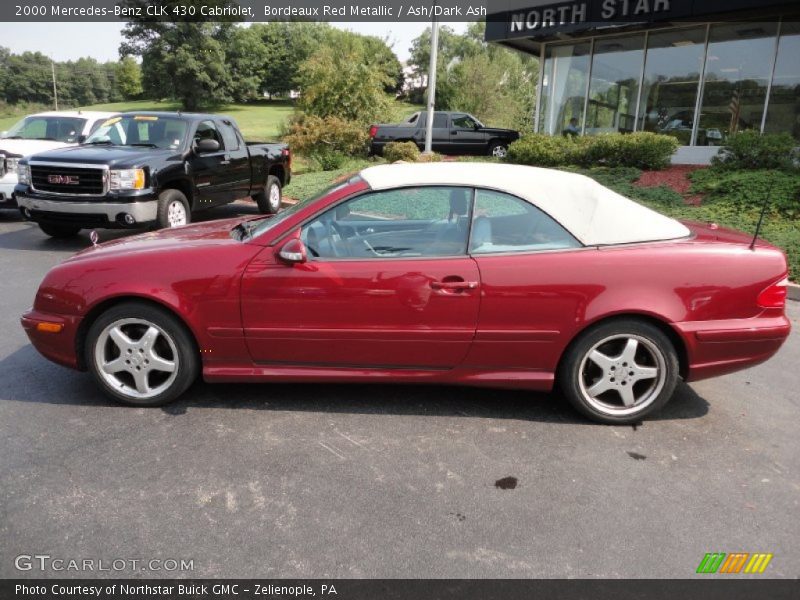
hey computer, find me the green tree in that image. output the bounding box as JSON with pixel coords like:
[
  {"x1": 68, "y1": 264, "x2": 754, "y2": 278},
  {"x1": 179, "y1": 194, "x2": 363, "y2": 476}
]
[
  {"x1": 116, "y1": 56, "x2": 143, "y2": 100},
  {"x1": 119, "y1": 0, "x2": 240, "y2": 110},
  {"x1": 296, "y1": 38, "x2": 393, "y2": 124}
]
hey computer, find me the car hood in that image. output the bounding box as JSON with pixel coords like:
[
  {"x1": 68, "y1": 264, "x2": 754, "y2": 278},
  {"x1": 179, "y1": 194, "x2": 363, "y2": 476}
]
[
  {"x1": 479, "y1": 127, "x2": 519, "y2": 137},
  {"x1": 0, "y1": 139, "x2": 72, "y2": 158},
  {"x1": 24, "y1": 144, "x2": 179, "y2": 169},
  {"x1": 64, "y1": 217, "x2": 260, "y2": 263}
]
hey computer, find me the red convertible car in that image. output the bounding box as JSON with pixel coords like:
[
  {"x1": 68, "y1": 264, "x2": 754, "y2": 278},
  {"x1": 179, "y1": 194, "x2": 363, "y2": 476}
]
[{"x1": 21, "y1": 163, "x2": 790, "y2": 424}]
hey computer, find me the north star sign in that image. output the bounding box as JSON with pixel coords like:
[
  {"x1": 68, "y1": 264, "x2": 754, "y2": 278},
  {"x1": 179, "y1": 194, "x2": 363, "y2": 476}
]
[{"x1": 510, "y1": 0, "x2": 673, "y2": 33}]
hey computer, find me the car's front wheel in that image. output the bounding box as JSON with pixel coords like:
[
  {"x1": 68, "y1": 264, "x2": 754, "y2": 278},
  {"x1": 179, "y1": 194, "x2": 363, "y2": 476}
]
[
  {"x1": 156, "y1": 189, "x2": 191, "y2": 229},
  {"x1": 559, "y1": 319, "x2": 679, "y2": 424},
  {"x1": 488, "y1": 141, "x2": 508, "y2": 158},
  {"x1": 86, "y1": 301, "x2": 199, "y2": 406}
]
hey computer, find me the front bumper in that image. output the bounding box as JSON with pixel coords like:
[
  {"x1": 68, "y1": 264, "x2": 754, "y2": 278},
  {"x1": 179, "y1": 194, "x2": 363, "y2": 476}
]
[
  {"x1": 17, "y1": 193, "x2": 157, "y2": 228},
  {"x1": 0, "y1": 172, "x2": 18, "y2": 207},
  {"x1": 21, "y1": 309, "x2": 83, "y2": 371},
  {"x1": 676, "y1": 314, "x2": 791, "y2": 381}
]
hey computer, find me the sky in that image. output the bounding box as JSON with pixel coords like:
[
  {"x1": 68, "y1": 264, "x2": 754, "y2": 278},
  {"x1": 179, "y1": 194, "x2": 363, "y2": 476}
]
[{"x1": 0, "y1": 21, "x2": 468, "y2": 63}]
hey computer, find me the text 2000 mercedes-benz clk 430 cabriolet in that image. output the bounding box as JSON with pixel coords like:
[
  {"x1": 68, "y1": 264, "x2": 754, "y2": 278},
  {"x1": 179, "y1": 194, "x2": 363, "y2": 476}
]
[{"x1": 21, "y1": 163, "x2": 790, "y2": 424}]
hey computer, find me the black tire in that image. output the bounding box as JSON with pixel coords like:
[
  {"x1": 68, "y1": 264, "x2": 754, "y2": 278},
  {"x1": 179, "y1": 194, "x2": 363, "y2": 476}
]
[
  {"x1": 39, "y1": 222, "x2": 81, "y2": 238},
  {"x1": 85, "y1": 301, "x2": 199, "y2": 407},
  {"x1": 156, "y1": 189, "x2": 191, "y2": 229},
  {"x1": 254, "y1": 174, "x2": 282, "y2": 215},
  {"x1": 558, "y1": 319, "x2": 680, "y2": 425},
  {"x1": 488, "y1": 141, "x2": 508, "y2": 158}
]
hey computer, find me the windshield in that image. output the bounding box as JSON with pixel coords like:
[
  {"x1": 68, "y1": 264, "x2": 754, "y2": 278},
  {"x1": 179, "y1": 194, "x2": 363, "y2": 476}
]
[
  {"x1": 3, "y1": 116, "x2": 87, "y2": 142},
  {"x1": 247, "y1": 178, "x2": 359, "y2": 240},
  {"x1": 85, "y1": 115, "x2": 188, "y2": 149}
]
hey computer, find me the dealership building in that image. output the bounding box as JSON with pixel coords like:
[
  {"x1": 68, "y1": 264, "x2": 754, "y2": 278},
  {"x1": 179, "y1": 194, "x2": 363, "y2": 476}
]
[{"x1": 485, "y1": 0, "x2": 800, "y2": 163}]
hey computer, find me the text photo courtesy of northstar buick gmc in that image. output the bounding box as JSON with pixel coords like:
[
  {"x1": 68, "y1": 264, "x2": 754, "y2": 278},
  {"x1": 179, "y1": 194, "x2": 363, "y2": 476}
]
[
  {"x1": 15, "y1": 112, "x2": 291, "y2": 237},
  {"x1": 20, "y1": 163, "x2": 790, "y2": 424}
]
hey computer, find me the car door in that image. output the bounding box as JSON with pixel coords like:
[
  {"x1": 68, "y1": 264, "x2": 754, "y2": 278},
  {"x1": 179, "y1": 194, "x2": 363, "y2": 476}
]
[
  {"x1": 462, "y1": 188, "x2": 589, "y2": 373},
  {"x1": 240, "y1": 186, "x2": 481, "y2": 369},
  {"x1": 218, "y1": 119, "x2": 251, "y2": 201},
  {"x1": 450, "y1": 113, "x2": 486, "y2": 154},
  {"x1": 186, "y1": 119, "x2": 229, "y2": 207}
]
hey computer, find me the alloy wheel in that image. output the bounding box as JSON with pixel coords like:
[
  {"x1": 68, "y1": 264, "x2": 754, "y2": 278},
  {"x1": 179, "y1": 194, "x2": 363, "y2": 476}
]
[
  {"x1": 577, "y1": 334, "x2": 666, "y2": 416},
  {"x1": 167, "y1": 200, "x2": 187, "y2": 227},
  {"x1": 93, "y1": 318, "x2": 180, "y2": 400}
]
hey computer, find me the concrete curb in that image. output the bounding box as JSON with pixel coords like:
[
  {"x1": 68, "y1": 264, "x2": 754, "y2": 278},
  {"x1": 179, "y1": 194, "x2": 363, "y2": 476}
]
[{"x1": 789, "y1": 282, "x2": 800, "y2": 302}]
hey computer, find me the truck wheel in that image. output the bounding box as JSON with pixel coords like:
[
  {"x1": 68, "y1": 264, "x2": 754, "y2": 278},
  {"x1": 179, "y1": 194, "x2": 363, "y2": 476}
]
[
  {"x1": 488, "y1": 141, "x2": 508, "y2": 158},
  {"x1": 255, "y1": 175, "x2": 281, "y2": 215},
  {"x1": 156, "y1": 189, "x2": 191, "y2": 229},
  {"x1": 39, "y1": 223, "x2": 81, "y2": 238}
]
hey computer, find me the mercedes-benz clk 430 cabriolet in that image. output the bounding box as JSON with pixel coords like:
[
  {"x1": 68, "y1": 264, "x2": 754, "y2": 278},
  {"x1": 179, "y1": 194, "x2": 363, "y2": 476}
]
[{"x1": 21, "y1": 163, "x2": 790, "y2": 424}]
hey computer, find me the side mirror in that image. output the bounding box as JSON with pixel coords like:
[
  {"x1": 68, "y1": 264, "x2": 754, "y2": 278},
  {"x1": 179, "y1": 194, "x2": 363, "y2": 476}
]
[
  {"x1": 195, "y1": 138, "x2": 220, "y2": 153},
  {"x1": 278, "y1": 238, "x2": 307, "y2": 264},
  {"x1": 77, "y1": 134, "x2": 87, "y2": 143}
]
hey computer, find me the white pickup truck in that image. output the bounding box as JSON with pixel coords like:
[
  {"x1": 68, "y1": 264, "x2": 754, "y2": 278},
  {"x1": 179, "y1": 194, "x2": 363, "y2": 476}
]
[{"x1": 0, "y1": 111, "x2": 117, "y2": 210}]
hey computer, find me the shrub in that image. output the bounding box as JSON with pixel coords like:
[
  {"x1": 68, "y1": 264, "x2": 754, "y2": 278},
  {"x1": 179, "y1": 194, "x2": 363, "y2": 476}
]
[
  {"x1": 383, "y1": 141, "x2": 421, "y2": 163},
  {"x1": 507, "y1": 132, "x2": 678, "y2": 170},
  {"x1": 417, "y1": 152, "x2": 443, "y2": 163},
  {"x1": 282, "y1": 113, "x2": 370, "y2": 158},
  {"x1": 711, "y1": 131, "x2": 799, "y2": 171},
  {"x1": 690, "y1": 169, "x2": 800, "y2": 218},
  {"x1": 310, "y1": 149, "x2": 348, "y2": 171}
]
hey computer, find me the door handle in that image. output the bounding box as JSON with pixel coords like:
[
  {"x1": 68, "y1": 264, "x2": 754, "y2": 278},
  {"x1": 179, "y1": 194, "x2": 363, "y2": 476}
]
[
  {"x1": 431, "y1": 280, "x2": 479, "y2": 291},
  {"x1": 451, "y1": 130, "x2": 458, "y2": 135}
]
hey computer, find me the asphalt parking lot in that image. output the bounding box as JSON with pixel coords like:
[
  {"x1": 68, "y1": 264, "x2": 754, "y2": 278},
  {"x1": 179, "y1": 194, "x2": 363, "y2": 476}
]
[{"x1": 1, "y1": 207, "x2": 798, "y2": 579}]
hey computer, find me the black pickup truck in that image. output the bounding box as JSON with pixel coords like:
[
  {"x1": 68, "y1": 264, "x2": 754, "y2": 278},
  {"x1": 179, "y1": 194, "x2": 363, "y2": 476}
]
[
  {"x1": 369, "y1": 111, "x2": 520, "y2": 158},
  {"x1": 15, "y1": 112, "x2": 291, "y2": 238}
]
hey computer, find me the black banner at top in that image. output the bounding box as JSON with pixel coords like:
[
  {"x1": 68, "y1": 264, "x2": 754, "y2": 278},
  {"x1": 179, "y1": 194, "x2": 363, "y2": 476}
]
[{"x1": 1, "y1": 0, "x2": 490, "y2": 22}]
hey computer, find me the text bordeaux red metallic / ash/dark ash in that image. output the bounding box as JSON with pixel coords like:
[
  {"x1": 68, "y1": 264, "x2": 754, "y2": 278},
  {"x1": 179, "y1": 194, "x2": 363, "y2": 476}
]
[{"x1": 21, "y1": 163, "x2": 790, "y2": 424}]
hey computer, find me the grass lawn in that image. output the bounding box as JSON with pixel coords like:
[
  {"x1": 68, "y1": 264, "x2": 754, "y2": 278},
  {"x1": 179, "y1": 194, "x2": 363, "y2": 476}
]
[{"x1": 0, "y1": 99, "x2": 424, "y2": 140}]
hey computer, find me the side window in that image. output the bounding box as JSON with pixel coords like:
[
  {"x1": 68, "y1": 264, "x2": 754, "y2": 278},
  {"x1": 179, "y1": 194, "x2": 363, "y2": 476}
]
[
  {"x1": 194, "y1": 120, "x2": 224, "y2": 149},
  {"x1": 471, "y1": 189, "x2": 581, "y2": 254},
  {"x1": 451, "y1": 114, "x2": 476, "y2": 129},
  {"x1": 301, "y1": 186, "x2": 472, "y2": 259},
  {"x1": 433, "y1": 113, "x2": 448, "y2": 128},
  {"x1": 89, "y1": 119, "x2": 106, "y2": 134},
  {"x1": 219, "y1": 121, "x2": 240, "y2": 151}
]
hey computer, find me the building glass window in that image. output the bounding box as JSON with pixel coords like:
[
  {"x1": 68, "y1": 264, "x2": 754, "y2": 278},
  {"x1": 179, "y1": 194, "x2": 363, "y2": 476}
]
[
  {"x1": 697, "y1": 22, "x2": 779, "y2": 146},
  {"x1": 764, "y1": 22, "x2": 800, "y2": 141},
  {"x1": 637, "y1": 27, "x2": 707, "y2": 146},
  {"x1": 538, "y1": 42, "x2": 591, "y2": 136},
  {"x1": 585, "y1": 34, "x2": 645, "y2": 135}
]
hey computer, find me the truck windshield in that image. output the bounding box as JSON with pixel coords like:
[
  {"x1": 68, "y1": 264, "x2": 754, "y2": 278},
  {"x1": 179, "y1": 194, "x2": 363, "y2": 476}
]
[
  {"x1": 3, "y1": 116, "x2": 87, "y2": 143},
  {"x1": 85, "y1": 115, "x2": 188, "y2": 149}
]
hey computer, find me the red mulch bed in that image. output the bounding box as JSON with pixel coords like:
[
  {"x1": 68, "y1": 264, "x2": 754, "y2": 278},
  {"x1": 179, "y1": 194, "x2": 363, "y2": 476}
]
[{"x1": 635, "y1": 164, "x2": 706, "y2": 205}]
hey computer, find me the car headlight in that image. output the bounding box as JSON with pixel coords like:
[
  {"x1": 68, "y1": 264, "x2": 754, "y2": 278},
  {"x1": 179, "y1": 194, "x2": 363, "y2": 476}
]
[
  {"x1": 5, "y1": 157, "x2": 19, "y2": 173},
  {"x1": 17, "y1": 163, "x2": 30, "y2": 185},
  {"x1": 108, "y1": 169, "x2": 146, "y2": 190}
]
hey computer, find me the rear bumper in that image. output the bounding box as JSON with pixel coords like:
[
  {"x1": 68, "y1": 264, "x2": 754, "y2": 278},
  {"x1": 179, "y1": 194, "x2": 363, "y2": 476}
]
[
  {"x1": 17, "y1": 193, "x2": 157, "y2": 228},
  {"x1": 675, "y1": 315, "x2": 791, "y2": 381},
  {"x1": 21, "y1": 309, "x2": 83, "y2": 370}
]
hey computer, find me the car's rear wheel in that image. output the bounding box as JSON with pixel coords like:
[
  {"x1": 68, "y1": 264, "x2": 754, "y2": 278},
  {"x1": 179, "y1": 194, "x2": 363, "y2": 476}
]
[
  {"x1": 254, "y1": 175, "x2": 282, "y2": 215},
  {"x1": 39, "y1": 223, "x2": 81, "y2": 238},
  {"x1": 559, "y1": 319, "x2": 679, "y2": 424},
  {"x1": 156, "y1": 189, "x2": 191, "y2": 229},
  {"x1": 488, "y1": 141, "x2": 508, "y2": 158},
  {"x1": 86, "y1": 301, "x2": 199, "y2": 406}
]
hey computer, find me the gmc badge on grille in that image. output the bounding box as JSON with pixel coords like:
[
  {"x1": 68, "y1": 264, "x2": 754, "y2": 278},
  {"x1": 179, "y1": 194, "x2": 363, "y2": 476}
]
[{"x1": 48, "y1": 174, "x2": 80, "y2": 185}]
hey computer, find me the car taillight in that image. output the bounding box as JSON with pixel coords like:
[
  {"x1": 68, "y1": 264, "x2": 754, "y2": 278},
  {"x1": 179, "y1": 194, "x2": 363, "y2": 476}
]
[
  {"x1": 757, "y1": 276, "x2": 788, "y2": 309},
  {"x1": 281, "y1": 147, "x2": 291, "y2": 169},
  {"x1": 369, "y1": 125, "x2": 378, "y2": 138}
]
